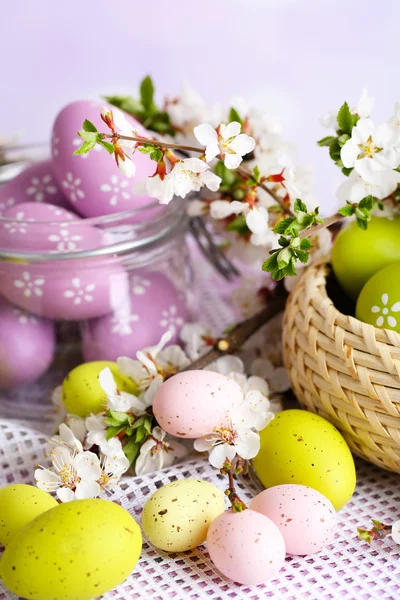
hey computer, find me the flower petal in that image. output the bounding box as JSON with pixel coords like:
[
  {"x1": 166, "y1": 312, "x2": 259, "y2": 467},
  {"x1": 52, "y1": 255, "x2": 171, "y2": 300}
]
[
  {"x1": 99, "y1": 367, "x2": 118, "y2": 397},
  {"x1": 221, "y1": 122, "x2": 241, "y2": 139},
  {"x1": 235, "y1": 430, "x2": 260, "y2": 459},
  {"x1": 208, "y1": 443, "x2": 236, "y2": 468},
  {"x1": 35, "y1": 468, "x2": 60, "y2": 491},
  {"x1": 57, "y1": 487, "x2": 76, "y2": 503},
  {"x1": 75, "y1": 451, "x2": 102, "y2": 480},
  {"x1": 75, "y1": 479, "x2": 101, "y2": 500},
  {"x1": 194, "y1": 437, "x2": 213, "y2": 452},
  {"x1": 193, "y1": 123, "x2": 218, "y2": 146}
]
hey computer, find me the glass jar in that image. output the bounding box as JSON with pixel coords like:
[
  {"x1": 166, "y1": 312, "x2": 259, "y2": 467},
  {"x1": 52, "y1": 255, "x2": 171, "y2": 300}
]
[{"x1": 0, "y1": 197, "x2": 194, "y2": 420}]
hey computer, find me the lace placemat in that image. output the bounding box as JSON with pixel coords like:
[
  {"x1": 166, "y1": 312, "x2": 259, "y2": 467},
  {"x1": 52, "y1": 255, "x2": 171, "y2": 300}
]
[{"x1": 0, "y1": 419, "x2": 399, "y2": 600}]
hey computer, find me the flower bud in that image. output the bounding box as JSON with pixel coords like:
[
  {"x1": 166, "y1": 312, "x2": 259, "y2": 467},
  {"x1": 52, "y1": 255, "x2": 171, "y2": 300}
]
[{"x1": 101, "y1": 106, "x2": 115, "y2": 131}]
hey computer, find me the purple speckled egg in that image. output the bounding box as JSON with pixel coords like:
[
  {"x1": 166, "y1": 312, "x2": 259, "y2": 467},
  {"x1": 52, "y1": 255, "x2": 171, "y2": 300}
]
[
  {"x1": 250, "y1": 484, "x2": 337, "y2": 555},
  {"x1": 0, "y1": 160, "x2": 70, "y2": 215},
  {"x1": 81, "y1": 271, "x2": 189, "y2": 361},
  {"x1": 51, "y1": 100, "x2": 156, "y2": 217},
  {"x1": 0, "y1": 202, "x2": 105, "y2": 253},
  {"x1": 0, "y1": 297, "x2": 56, "y2": 389},
  {"x1": 0, "y1": 258, "x2": 129, "y2": 321}
]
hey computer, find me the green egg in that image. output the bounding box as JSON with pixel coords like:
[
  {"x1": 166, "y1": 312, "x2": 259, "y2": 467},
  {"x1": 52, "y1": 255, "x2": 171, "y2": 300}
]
[
  {"x1": 0, "y1": 499, "x2": 142, "y2": 600},
  {"x1": 62, "y1": 361, "x2": 137, "y2": 416},
  {"x1": 356, "y1": 262, "x2": 400, "y2": 332},
  {"x1": 0, "y1": 484, "x2": 57, "y2": 546},
  {"x1": 331, "y1": 216, "x2": 400, "y2": 300},
  {"x1": 253, "y1": 409, "x2": 356, "y2": 509}
]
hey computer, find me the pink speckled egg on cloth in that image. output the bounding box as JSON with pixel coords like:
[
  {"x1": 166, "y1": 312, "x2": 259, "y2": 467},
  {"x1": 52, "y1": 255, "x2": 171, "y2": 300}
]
[
  {"x1": 0, "y1": 160, "x2": 70, "y2": 214},
  {"x1": 207, "y1": 509, "x2": 286, "y2": 585},
  {"x1": 51, "y1": 100, "x2": 156, "y2": 217},
  {"x1": 0, "y1": 297, "x2": 56, "y2": 389},
  {"x1": 81, "y1": 271, "x2": 189, "y2": 361},
  {"x1": 250, "y1": 484, "x2": 337, "y2": 555},
  {"x1": 0, "y1": 202, "x2": 105, "y2": 253},
  {"x1": 153, "y1": 370, "x2": 244, "y2": 438},
  {"x1": 0, "y1": 259, "x2": 129, "y2": 321}
]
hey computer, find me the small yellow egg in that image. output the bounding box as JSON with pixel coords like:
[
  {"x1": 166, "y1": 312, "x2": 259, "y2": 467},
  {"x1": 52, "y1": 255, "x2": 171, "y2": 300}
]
[
  {"x1": 142, "y1": 478, "x2": 225, "y2": 552},
  {"x1": 0, "y1": 484, "x2": 58, "y2": 545},
  {"x1": 62, "y1": 361, "x2": 137, "y2": 416},
  {"x1": 253, "y1": 410, "x2": 356, "y2": 509}
]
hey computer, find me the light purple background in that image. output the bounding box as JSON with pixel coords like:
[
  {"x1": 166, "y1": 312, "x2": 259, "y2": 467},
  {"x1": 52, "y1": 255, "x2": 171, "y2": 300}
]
[{"x1": 1, "y1": 0, "x2": 398, "y2": 212}]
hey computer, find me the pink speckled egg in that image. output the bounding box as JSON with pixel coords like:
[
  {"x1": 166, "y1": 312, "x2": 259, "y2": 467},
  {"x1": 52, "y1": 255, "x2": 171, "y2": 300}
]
[
  {"x1": 0, "y1": 259, "x2": 129, "y2": 321},
  {"x1": 250, "y1": 484, "x2": 337, "y2": 555},
  {"x1": 0, "y1": 297, "x2": 56, "y2": 389},
  {"x1": 0, "y1": 160, "x2": 69, "y2": 214},
  {"x1": 51, "y1": 100, "x2": 155, "y2": 217},
  {"x1": 81, "y1": 271, "x2": 189, "y2": 361},
  {"x1": 0, "y1": 202, "x2": 105, "y2": 253},
  {"x1": 153, "y1": 370, "x2": 243, "y2": 438},
  {"x1": 207, "y1": 509, "x2": 286, "y2": 585}
]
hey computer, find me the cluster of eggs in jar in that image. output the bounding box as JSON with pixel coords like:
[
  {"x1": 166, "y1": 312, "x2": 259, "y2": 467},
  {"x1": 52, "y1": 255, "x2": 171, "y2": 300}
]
[{"x1": 0, "y1": 100, "x2": 190, "y2": 390}]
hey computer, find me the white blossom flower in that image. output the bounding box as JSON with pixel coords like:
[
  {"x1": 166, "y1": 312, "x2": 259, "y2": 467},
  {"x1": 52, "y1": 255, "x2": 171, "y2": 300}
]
[
  {"x1": 173, "y1": 158, "x2": 221, "y2": 198},
  {"x1": 145, "y1": 172, "x2": 176, "y2": 205},
  {"x1": 210, "y1": 199, "x2": 274, "y2": 247},
  {"x1": 135, "y1": 426, "x2": 188, "y2": 475},
  {"x1": 371, "y1": 293, "x2": 400, "y2": 328},
  {"x1": 194, "y1": 413, "x2": 260, "y2": 469},
  {"x1": 63, "y1": 278, "x2": 95, "y2": 304},
  {"x1": 186, "y1": 198, "x2": 210, "y2": 217},
  {"x1": 250, "y1": 357, "x2": 291, "y2": 393},
  {"x1": 341, "y1": 118, "x2": 400, "y2": 183},
  {"x1": 98, "y1": 451, "x2": 130, "y2": 491},
  {"x1": 194, "y1": 122, "x2": 255, "y2": 169},
  {"x1": 99, "y1": 367, "x2": 147, "y2": 414},
  {"x1": 167, "y1": 84, "x2": 210, "y2": 131},
  {"x1": 62, "y1": 172, "x2": 85, "y2": 203},
  {"x1": 390, "y1": 102, "x2": 400, "y2": 130},
  {"x1": 85, "y1": 413, "x2": 108, "y2": 453},
  {"x1": 100, "y1": 175, "x2": 131, "y2": 207},
  {"x1": 14, "y1": 271, "x2": 45, "y2": 297},
  {"x1": 46, "y1": 423, "x2": 83, "y2": 456},
  {"x1": 337, "y1": 169, "x2": 400, "y2": 204},
  {"x1": 180, "y1": 322, "x2": 216, "y2": 360},
  {"x1": 353, "y1": 88, "x2": 374, "y2": 119},
  {"x1": 228, "y1": 373, "x2": 273, "y2": 432},
  {"x1": 205, "y1": 355, "x2": 245, "y2": 376},
  {"x1": 391, "y1": 520, "x2": 400, "y2": 544},
  {"x1": 319, "y1": 110, "x2": 338, "y2": 130},
  {"x1": 35, "y1": 447, "x2": 102, "y2": 503}
]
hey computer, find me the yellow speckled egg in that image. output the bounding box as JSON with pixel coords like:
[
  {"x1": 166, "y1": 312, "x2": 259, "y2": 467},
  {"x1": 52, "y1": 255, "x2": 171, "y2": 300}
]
[
  {"x1": 142, "y1": 478, "x2": 225, "y2": 552},
  {"x1": 0, "y1": 499, "x2": 142, "y2": 600},
  {"x1": 62, "y1": 361, "x2": 137, "y2": 416},
  {"x1": 253, "y1": 410, "x2": 356, "y2": 509},
  {"x1": 0, "y1": 484, "x2": 57, "y2": 546}
]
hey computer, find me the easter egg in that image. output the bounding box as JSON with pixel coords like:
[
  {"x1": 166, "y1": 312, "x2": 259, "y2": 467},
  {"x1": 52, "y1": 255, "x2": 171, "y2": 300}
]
[
  {"x1": 81, "y1": 271, "x2": 189, "y2": 361},
  {"x1": 0, "y1": 258, "x2": 129, "y2": 320},
  {"x1": 62, "y1": 360, "x2": 137, "y2": 416},
  {"x1": 253, "y1": 410, "x2": 356, "y2": 509},
  {"x1": 142, "y1": 479, "x2": 225, "y2": 552},
  {"x1": 207, "y1": 509, "x2": 286, "y2": 585},
  {"x1": 250, "y1": 484, "x2": 337, "y2": 555},
  {"x1": 51, "y1": 100, "x2": 155, "y2": 217},
  {"x1": 0, "y1": 484, "x2": 58, "y2": 546},
  {"x1": 153, "y1": 370, "x2": 244, "y2": 438},
  {"x1": 0, "y1": 297, "x2": 56, "y2": 389},
  {"x1": 0, "y1": 159, "x2": 69, "y2": 215},
  {"x1": 356, "y1": 262, "x2": 400, "y2": 332},
  {"x1": 332, "y1": 216, "x2": 400, "y2": 300},
  {"x1": 0, "y1": 202, "x2": 105, "y2": 254},
  {"x1": 0, "y1": 498, "x2": 142, "y2": 600}
]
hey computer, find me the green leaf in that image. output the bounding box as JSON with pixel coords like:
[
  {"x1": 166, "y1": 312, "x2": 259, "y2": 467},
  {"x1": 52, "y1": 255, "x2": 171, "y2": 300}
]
[
  {"x1": 294, "y1": 199, "x2": 308, "y2": 214},
  {"x1": 106, "y1": 425, "x2": 126, "y2": 440},
  {"x1": 341, "y1": 166, "x2": 353, "y2": 177},
  {"x1": 337, "y1": 102, "x2": 353, "y2": 136},
  {"x1": 106, "y1": 410, "x2": 130, "y2": 424},
  {"x1": 358, "y1": 195, "x2": 375, "y2": 211},
  {"x1": 273, "y1": 217, "x2": 296, "y2": 235},
  {"x1": 300, "y1": 238, "x2": 313, "y2": 250},
  {"x1": 135, "y1": 427, "x2": 147, "y2": 443},
  {"x1": 123, "y1": 438, "x2": 139, "y2": 467},
  {"x1": 338, "y1": 204, "x2": 355, "y2": 217},
  {"x1": 338, "y1": 133, "x2": 350, "y2": 147},
  {"x1": 78, "y1": 130, "x2": 97, "y2": 142},
  {"x1": 104, "y1": 95, "x2": 143, "y2": 116},
  {"x1": 149, "y1": 148, "x2": 163, "y2": 162},
  {"x1": 252, "y1": 165, "x2": 261, "y2": 183},
  {"x1": 73, "y1": 139, "x2": 96, "y2": 155},
  {"x1": 317, "y1": 136, "x2": 336, "y2": 147},
  {"x1": 140, "y1": 75, "x2": 155, "y2": 111},
  {"x1": 97, "y1": 139, "x2": 114, "y2": 154},
  {"x1": 83, "y1": 119, "x2": 98, "y2": 133},
  {"x1": 226, "y1": 214, "x2": 249, "y2": 236},
  {"x1": 277, "y1": 247, "x2": 292, "y2": 270},
  {"x1": 294, "y1": 248, "x2": 310, "y2": 264},
  {"x1": 229, "y1": 107, "x2": 242, "y2": 125},
  {"x1": 214, "y1": 160, "x2": 237, "y2": 187}
]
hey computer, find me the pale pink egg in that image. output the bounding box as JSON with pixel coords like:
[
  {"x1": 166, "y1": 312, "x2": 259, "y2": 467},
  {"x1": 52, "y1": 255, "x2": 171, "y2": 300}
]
[
  {"x1": 0, "y1": 160, "x2": 69, "y2": 214},
  {"x1": 81, "y1": 271, "x2": 189, "y2": 361},
  {"x1": 0, "y1": 259, "x2": 129, "y2": 321},
  {"x1": 0, "y1": 202, "x2": 106, "y2": 254},
  {"x1": 207, "y1": 509, "x2": 286, "y2": 585},
  {"x1": 51, "y1": 100, "x2": 156, "y2": 217},
  {"x1": 153, "y1": 370, "x2": 243, "y2": 438},
  {"x1": 0, "y1": 296, "x2": 56, "y2": 389},
  {"x1": 250, "y1": 484, "x2": 337, "y2": 555}
]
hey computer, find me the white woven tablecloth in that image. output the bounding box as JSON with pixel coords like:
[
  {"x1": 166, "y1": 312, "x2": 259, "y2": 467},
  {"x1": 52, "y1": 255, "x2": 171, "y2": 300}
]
[{"x1": 0, "y1": 419, "x2": 399, "y2": 600}]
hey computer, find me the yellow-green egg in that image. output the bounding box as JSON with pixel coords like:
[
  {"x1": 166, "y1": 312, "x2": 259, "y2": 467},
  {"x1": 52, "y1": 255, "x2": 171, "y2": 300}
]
[
  {"x1": 253, "y1": 410, "x2": 356, "y2": 509},
  {"x1": 0, "y1": 484, "x2": 57, "y2": 546},
  {"x1": 0, "y1": 498, "x2": 142, "y2": 600},
  {"x1": 62, "y1": 361, "x2": 137, "y2": 416},
  {"x1": 142, "y1": 478, "x2": 225, "y2": 552},
  {"x1": 331, "y1": 216, "x2": 400, "y2": 300}
]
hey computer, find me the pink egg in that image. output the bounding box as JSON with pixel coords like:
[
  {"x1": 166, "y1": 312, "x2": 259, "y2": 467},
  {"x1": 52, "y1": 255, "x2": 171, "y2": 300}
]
[
  {"x1": 51, "y1": 100, "x2": 156, "y2": 217},
  {"x1": 0, "y1": 202, "x2": 106, "y2": 254},
  {"x1": 153, "y1": 370, "x2": 243, "y2": 438},
  {"x1": 0, "y1": 160, "x2": 69, "y2": 214},
  {"x1": 250, "y1": 484, "x2": 337, "y2": 555},
  {"x1": 0, "y1": 297, "x2": 56, "y2": 389},
  {"x1": 207, "y1": 509, "x2": 286, "y2": 585},
  {"x1": 0, "y1": 259, "x2": 129, "y2": 321},
  {"x1": 81, "y1": 271, "x2": 189, "y2": 361}
]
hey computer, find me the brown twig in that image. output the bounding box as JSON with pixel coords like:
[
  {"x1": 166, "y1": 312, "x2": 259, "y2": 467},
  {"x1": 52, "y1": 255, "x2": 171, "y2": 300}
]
[
  {"x1": 236, "y1": 165, "x2": 294, "y2": 217},
  {"x1": 299, "y1": 212, "x2": 343, "y2": 238}
]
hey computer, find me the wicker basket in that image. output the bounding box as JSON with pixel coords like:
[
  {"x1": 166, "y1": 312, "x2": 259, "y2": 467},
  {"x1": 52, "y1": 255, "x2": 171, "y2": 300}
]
[{"x1": 282, "y1": 259, "x2": 400, "y2": 474}]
